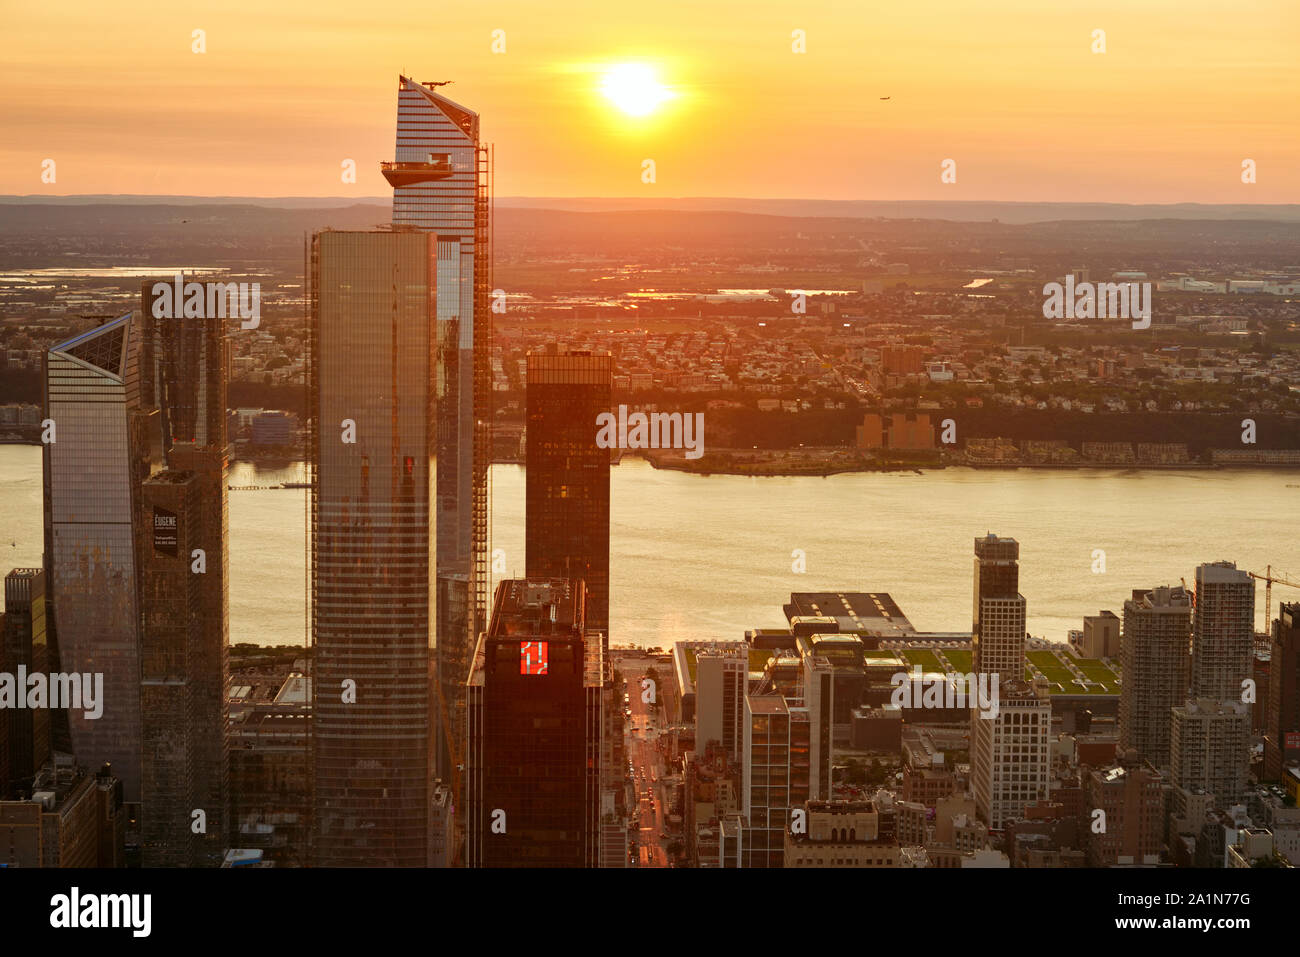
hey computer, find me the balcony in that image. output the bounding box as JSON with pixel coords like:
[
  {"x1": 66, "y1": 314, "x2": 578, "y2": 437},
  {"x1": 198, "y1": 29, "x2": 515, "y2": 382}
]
[{"x1": 380, "y1": 157, "x2": 454, "y2": 186}]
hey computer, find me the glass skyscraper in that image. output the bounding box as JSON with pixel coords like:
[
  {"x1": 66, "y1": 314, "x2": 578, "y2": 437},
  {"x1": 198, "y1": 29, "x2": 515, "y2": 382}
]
[
  {"x1": 136, "y1": 281, "x2": 231, "y2": 866},
  {"x1": 309, "y1": 228, "x2": 441, "y2": 866},
  {"x1": 525, "y1": 350, "x2": 613, "y2": 634},
  {"x1": 43, "y1": 314, "x2": 151, "y2": 806},
  {"x1": 383, "y1": 76, "x2": 491, "y2": 779}
]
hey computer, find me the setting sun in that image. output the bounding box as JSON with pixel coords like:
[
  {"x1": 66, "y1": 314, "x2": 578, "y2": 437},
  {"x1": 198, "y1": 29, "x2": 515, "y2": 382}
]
[{"x1": 600, "y1": 63, "x2": 674, "y2": 117}]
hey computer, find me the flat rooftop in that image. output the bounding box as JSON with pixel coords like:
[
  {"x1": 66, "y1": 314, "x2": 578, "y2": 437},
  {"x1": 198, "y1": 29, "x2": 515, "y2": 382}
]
[{"x1": 784, "y1": 592, "x2": 915, "y2": 638}]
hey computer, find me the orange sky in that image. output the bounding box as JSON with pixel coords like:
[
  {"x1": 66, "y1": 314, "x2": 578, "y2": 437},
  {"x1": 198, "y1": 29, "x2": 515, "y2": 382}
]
[{"x1": 2, "y1": 0, "x2": 1298, "y2": 202}]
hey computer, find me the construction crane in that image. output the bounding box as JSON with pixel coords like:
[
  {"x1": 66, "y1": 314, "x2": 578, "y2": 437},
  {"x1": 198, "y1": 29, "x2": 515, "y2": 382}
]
[{"x1": 1249, "y1": 565, "x2": 1300, "y2": 648}]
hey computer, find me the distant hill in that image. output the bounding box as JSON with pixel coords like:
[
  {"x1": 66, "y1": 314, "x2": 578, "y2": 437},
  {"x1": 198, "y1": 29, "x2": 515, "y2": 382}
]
[
  {"x1": 2, "y1": 202, "x2": 1297, "y2": 272},
  {"x1": 4, "y1": 195, "x2": 1300, "y2": 224}
]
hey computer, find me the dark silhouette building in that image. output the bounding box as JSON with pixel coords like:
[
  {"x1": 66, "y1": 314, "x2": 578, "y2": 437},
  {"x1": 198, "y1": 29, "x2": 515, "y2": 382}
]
[
  {"x1": 137, "y1": 279, "x2": 231, "y2": 866},
  {"x1": 525, "y1": 350, "x2": 612, "y2": 633},
  {"x1": 1, "y1": 568, "x2": 51, "y2": 797},
  {"x1": 1265, "y1": 603, "x2": 1300, "y2": 780},
  {"x1": 465, "y1": 579, "x2": 603, "y2": 867}
]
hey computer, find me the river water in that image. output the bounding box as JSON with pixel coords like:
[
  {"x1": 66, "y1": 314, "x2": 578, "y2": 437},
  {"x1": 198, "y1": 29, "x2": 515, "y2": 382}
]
[{"x1": 1, "y1": 445, "x2": 1295, "y2": 647}]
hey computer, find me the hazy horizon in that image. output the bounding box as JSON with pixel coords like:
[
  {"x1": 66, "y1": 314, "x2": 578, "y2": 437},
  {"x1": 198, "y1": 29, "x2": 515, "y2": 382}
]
[
  {"x1": 6, "y1": 194, "x2": 1300, "y2": 225},
  {"x1": 4, "y1": 1, "x2": 1298, "y2": 202}
]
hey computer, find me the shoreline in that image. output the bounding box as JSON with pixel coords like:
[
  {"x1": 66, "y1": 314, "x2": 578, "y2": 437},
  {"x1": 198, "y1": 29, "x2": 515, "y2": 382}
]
[
  {"x1": 7, "y1": 441, "x2": 1298, "y2": 478},
  {"x1": 625, "y1": 452, "x2": 1292, "y2": 478}
]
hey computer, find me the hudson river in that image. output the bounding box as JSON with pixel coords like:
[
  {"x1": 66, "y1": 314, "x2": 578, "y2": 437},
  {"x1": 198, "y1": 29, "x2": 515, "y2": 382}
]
[{"x1": 2, "y1": 445, "x2": 1296, "y2": 647}]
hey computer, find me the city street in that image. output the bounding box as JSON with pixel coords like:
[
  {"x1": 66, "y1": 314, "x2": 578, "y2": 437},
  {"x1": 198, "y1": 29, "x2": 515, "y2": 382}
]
[{"x1": 622, "y1": 656, "x2": 668, "y2": 867}]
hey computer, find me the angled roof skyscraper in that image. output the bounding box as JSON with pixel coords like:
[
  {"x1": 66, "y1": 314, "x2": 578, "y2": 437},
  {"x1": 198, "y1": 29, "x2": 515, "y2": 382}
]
[
  {"x1": 382, "y1": 75, "x2": 492, "y2": 782},
  {"x1": 42, "y1": 314, "x2": 151, "y2": 807}
]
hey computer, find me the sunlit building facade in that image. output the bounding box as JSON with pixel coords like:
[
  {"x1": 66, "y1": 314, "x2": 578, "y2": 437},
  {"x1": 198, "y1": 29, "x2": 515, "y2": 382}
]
[
  {"x1": 43, "y1": 315, "x2": 151, "y2": 807},
  {"x1": 384, "y1": 75, "x2": 492, "y2": 779},
  {"x1": 1191, "y1": 561, "x2": 1255, "y2": 701},
  {"x1": 309, "y1": 228, "x2": 440, "y2": 866},
  {"x1": 1119, "y1": 585, "x2": 1192, "y2": 768},
  {"x1": 972, "y1": 533, "x2": 1025, "y2": 685}
]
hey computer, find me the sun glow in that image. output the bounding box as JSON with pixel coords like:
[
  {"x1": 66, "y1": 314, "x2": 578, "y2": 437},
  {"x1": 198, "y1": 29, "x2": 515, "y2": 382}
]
[{"x1": 600, "y1": 63, "x2": 673, "y2": 117}]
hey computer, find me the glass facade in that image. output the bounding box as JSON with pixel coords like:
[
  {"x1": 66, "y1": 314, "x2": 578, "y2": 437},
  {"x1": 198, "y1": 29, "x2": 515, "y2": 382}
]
[
  {"x1": 525, "y1": 352, "x2": 613, "y2": 632},
  {"x1": 136, "y1": 470, "x2": 203, "y2": 867},
  {"x1": 389, "y1": 77, "x2": 490, "y2": 779},
  {"x1": 43, "y1": 314, "x2": 149, "y2": 805},
  {"x1": 138, "y1": 283, "x2": 231, "y2": 866},
  {"x1": 2, "y1": 568, "x2": 51, "y2": 795},
  {"x1": 742, "y1": 696, "x2": 811, "y2": 868},
  {"x1": 310, "y1": 229, "x2": 439, "y2": 866}
]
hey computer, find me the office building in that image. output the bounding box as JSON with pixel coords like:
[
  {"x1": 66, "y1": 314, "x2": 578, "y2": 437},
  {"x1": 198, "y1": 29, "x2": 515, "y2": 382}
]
[
  {"x1": 1, "y1": 569, "x2": 51, "y2": 796},
  {"x1": 742, "y1": 682, "x2": 814, "y2": 867},
  {"x1": 1191, "y1": 561, "x2": 1255, "y2": 700},
  {"x1": 972, "y1": 534, "x2": 1025, "y2": 684},
  {"x1": 43, "y1": 315, "x2": 151, "y2": 806},
  {"x1": 692, "y1": 643, "x2": 747, "y2": 766},
  {"x1": 465, "y1": 579, "x2": 603, "y2": 867},
  {"x1": 1118, "y1": 585, "x2": 1192, "y2": 768},
  {"x1": 794, "y1": 633, "x2": 859, "y2": 748},
  {"x1": 525, "y1": 349, "x2": 612, "y2": 633},
  {"x1": 138, "y1": 280, "x2": 231, "y2": 866},
  {"x1": 0, "y1": 761, "x2": 125, "y2": 867},
  {"x1": 383, "y1": 76, "x2": 492, "y2": 779},
  {"x1": 228, "y1": 668, "x2": 311, "y2": 867},
  {"x1": 309, "y1": 228, "x2": 440, "y2": 866},
  {"x1": 1264, "y1": 603, "x2": 1300, "y2": 780},
  {"x1": 971, "y1": 680, "x2": 1050, "y2": 829},
  {"x1": 1078, "y1": 610, "x2": 1121, "y2": 659}
]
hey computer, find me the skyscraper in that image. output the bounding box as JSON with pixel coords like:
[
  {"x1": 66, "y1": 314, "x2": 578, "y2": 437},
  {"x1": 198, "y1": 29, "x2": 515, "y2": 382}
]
[
  {"x1": 972, "y1": 533, "x2": 1025, "y2": 685},
  {"x1": 465, "y1": 578, "x2": 603, "y2": 867},
  {"x1": 382, "y1": 75, "x2": 492, "y2": 778},
  {"x1": 43, "y1": 314, "x2": 152, "y2": 807},
  {"x1": 1119, "y1": 585, "x2": 1192, "y2": 768},
  {"x1": 741, "y1": 690, "x2": 812, "y2": 867},
  {"x1": 136, "y1": 470, "x2": 204, "y2": 867},
  {"x1": 525, "y1": 349, "x2": 613, "y2": 633},
  {"x1": 309, "y1": 228, "x2": 441, "y2": 866},
  {"x1": 1264, "y1": 603, "x2": 1300, "y2": 780},
  {"x1": 693, "y1": 644, "x2": 747, "y2": 766},
  {"x1": 971, "y1": 679, "x2": 1050, "y2": 829},
  {"x1": 137, "y1": 280, "x2": 231, "y2": 866},
  {"x1": 1, "y1": 569, "x2": 51, "y2": 796},
  {"x1": 1191, "y1": 561, "x2": 1255, "y2": 701}
]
